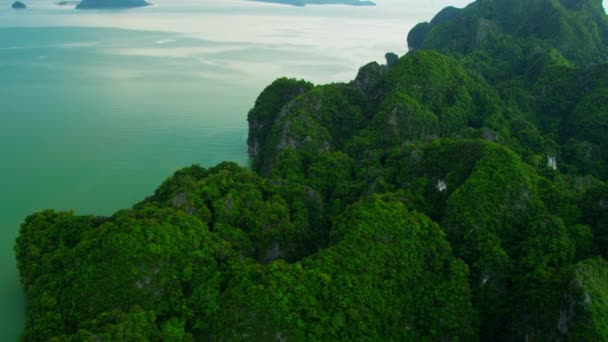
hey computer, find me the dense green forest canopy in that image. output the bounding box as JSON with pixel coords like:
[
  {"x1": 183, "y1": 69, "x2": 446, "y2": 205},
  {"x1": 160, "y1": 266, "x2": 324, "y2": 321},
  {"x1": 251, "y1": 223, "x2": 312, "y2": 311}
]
[{"x1": 16, "y1": 0, "x2": 608, "y2": 340}]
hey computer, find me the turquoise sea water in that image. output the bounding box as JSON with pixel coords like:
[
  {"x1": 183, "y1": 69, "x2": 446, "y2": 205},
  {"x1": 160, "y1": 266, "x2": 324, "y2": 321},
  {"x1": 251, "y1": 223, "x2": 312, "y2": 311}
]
[
  {"x1": 0, "y1": 0, "x2": 559, "y2": 339},
  {"x1": 0, "y1": 27, "x2": 258, "y2": 340}
]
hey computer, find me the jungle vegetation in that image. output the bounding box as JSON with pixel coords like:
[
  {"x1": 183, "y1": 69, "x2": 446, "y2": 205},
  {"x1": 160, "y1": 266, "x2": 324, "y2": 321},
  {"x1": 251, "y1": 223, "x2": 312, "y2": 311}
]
[{"x1": 16, "y1": 0, "x2": 608, "y2": 340}]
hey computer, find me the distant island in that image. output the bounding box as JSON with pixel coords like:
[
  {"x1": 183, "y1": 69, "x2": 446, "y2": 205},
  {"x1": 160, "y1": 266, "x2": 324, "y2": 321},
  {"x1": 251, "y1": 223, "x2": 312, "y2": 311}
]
[
  {"x1": 250, "y1": 0, "x2": 375, "y2": 6},
  {"x1": 11, "y1": 1, "x2": 27, "y2": 9},
  {"x1": 76, "y1": 0, "x2": 150, "y2": 9}
]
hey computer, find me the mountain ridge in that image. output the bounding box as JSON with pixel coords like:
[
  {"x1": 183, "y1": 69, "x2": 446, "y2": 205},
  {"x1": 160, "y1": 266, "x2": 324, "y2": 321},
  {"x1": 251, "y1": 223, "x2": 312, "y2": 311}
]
[{"x1": 408, "y1": 0, "x2": 608, "y2": 72}]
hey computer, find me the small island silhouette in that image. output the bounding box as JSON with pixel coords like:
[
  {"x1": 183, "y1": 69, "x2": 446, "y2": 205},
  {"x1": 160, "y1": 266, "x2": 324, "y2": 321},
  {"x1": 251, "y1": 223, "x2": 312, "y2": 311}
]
[
  {"x1": 251, "y1": 0, "x2": 375, "y2": 6},
  {"x1": 76, "y1": 0, "x2": 150, "y2": 9},
  {"x1": 11, "y1": 1, "x2": 27, "y2": 9}
]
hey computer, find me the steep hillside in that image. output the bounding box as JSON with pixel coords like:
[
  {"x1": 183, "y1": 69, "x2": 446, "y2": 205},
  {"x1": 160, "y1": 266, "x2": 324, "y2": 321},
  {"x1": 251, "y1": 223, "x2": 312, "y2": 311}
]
[
  {"x1": 408, "y1": 0, "x2": 608, "y2": 74},
  {"x1": 15, "y1": 0, "x2": 608, "y2": 340}
]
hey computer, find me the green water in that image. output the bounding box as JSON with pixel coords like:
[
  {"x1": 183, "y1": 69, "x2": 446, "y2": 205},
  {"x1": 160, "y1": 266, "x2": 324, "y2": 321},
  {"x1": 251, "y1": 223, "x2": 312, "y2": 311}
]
[{"x1": 0, "y1": 27, "x2": 257, "y2": 340}]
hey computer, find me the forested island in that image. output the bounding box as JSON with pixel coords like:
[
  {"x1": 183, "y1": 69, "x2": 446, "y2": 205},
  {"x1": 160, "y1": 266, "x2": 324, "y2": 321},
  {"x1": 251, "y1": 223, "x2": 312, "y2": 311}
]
[
  {"x1": 15, "y1": 0, "x2": 608, "y2": 340},
  {"x1": 76, "y1": 0, "x2": 150, "y2": 9},
  {"x1": 250, "y1": 0, "x2": 375, "y2": 6}
]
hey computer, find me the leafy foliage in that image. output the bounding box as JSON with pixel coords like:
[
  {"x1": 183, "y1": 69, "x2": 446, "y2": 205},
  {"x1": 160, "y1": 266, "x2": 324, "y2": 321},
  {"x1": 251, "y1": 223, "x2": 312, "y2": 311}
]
[{"x1": 16, "y1": 0, "x2": 608, "y2": 340}]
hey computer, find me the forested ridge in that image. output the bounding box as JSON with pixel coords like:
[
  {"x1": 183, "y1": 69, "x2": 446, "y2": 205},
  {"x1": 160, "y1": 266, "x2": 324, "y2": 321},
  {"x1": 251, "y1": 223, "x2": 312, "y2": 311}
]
[{"x1": 15, "y1": 0, "x2": 608, "y2": 340}]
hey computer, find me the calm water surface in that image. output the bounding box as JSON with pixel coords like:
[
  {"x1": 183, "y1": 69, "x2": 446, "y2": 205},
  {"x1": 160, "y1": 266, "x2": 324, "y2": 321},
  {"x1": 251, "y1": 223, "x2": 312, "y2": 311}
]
[{"x1": 0, "y1": 0, "x2": 504, "y2": 339}]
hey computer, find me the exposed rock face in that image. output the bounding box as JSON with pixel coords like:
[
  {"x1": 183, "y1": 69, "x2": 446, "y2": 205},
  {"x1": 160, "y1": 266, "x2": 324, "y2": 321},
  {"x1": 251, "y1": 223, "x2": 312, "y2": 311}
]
[
  {"x1": 76, "y1": 0, "x2": 150, "y2": 9},
  {"x1": 600, "y1": 198, "x2": 608, "y2": 209},
  {"x1": 385, "y1": 52, "x2": 399, "y2": 67},
  {"x1": 11, "y1": 1, "x2": 27, "y2": 9},
  {"x1": 171, "y1": 192, "x2": 187, "y2": 207},
  {"x1": 247, "y1": 78, "x2": 314, "y2": 174},
  {"x1": 555, "y1": 258, "x2": 608, "y2": 340},
  {"x1": 377, "y1": 98, "x2": 439, "y2": 142},
  {"x1": 169, "y1": 192, "x2": 197, "y2": 215},
  {"x1": 250, "y1": 83, "x2": 364, "y2": 174},
  {"x1": 271, "y1": 92, "x2": 333, "y2": 157},
  {"x1": 436, "y1": 179, "x2": 447, "y2": 192},
  {"x1": 547, "y1": 155, "x2": 558, "y2": 170},
  {"x1": 354, "y1": 61, "x2": 387, "y2": 94},
  {"x1": 264, "y1": 242, "x2": 285, "y2": 263}
]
